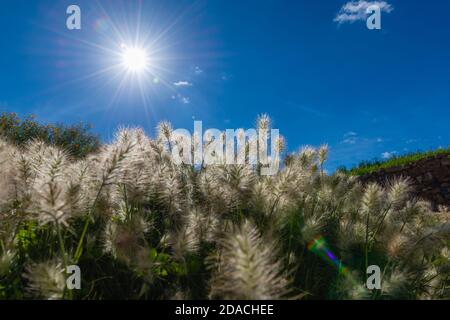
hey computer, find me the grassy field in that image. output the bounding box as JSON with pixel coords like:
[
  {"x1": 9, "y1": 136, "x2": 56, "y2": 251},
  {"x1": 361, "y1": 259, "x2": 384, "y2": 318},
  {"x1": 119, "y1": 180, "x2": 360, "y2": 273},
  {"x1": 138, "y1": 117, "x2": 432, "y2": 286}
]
[{"x1": 342, "y1": 147, "x2": 450, "y2": 176}]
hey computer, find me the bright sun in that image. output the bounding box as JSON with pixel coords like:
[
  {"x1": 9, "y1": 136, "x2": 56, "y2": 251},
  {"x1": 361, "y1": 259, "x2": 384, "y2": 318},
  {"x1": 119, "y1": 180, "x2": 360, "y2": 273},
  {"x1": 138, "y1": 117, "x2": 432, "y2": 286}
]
[{"x1": 121, "y1": 46, "x2": 149, "y2": 72}]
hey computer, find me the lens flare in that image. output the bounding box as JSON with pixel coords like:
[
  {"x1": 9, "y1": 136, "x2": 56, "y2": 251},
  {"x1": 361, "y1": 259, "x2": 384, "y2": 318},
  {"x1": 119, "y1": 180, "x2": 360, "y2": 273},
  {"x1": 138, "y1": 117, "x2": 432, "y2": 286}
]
[{"x1": 307, "y1": 235, "x2": 349, "y2": 275}]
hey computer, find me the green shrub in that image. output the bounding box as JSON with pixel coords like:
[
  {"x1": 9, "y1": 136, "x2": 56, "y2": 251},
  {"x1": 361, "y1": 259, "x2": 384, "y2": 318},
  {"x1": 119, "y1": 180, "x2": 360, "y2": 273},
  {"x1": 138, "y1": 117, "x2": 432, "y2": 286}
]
[{"x1": 0, "y1": 112, "x2": 100, "y2": 158}]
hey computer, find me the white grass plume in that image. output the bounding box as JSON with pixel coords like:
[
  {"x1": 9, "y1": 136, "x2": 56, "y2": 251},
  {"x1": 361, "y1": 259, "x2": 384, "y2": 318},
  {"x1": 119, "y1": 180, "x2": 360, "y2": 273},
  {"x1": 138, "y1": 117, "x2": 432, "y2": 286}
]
[
  {"x1": 210, "y1": 220, "x2": 293, "y2": 299},
  {"x1": 24, "y1": 260, "x2": 66, "y2": 300}
]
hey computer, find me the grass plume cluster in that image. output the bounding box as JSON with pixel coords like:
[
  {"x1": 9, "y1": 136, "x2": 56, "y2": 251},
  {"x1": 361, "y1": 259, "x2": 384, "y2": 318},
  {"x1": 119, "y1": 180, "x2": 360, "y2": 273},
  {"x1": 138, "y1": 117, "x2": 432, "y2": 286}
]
[{"x1": 0, "y1": 116, "x2": 449, "y2": 300}]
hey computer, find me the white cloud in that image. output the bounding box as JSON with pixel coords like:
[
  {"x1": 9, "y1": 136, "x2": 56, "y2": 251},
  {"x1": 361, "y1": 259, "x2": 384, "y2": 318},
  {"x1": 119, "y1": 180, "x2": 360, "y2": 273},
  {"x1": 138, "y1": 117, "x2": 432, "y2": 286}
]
[
  {"x1": 171, "y1": 94, "x2": 190, "y2": 104},
  {"x1": 285, "y1": 102, "x2": 330, "y2": 118},
  {"x1": 221, "y1": 72, "x2": 232, "y2": 81},
  {"x1": 174, "y1": 81, "x2": 193, "y2": 87},
  {"x1": 342, "y1": 131, "x2": 358, "y2": 144},
  {"x1": 334, "y1": 1, "x2": 393, "y2": 24},
  {"x1": 194, "y1": 66, "x2": 203, "y2": 75},
  {"x1": 341, "y1": 132, "x2": 383, "y2": 146},
  {"x1": 344, "y1": 131, "x2": 357, "y2": 137},
  {"x1": 180, "y1": 96, "x2": 190, "y2": 104},
  {"x1": 343, "y1": 137, "x2": 357, "y2": 144},
  {"x1": 381, "y1": 151, "x2": 396, "y2": 159}
]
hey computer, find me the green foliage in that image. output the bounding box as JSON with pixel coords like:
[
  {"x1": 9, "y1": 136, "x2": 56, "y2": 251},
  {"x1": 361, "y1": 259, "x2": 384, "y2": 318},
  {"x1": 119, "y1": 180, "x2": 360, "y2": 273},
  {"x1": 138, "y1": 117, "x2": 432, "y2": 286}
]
[
  {"x1": 0, "y1": 112, "x2": 100, "y2": 158},
  {"x1": 149, "y1": 248, "x2": 185, "y2": 278},
  {"x1": 342, "y1": 147, "x2": 450, "y2": 176}
]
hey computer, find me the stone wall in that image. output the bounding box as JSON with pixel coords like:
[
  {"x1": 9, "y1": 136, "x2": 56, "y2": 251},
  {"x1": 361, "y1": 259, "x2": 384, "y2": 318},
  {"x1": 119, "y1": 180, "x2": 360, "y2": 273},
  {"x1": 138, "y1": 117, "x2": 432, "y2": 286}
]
[{"x1": 358, "y1": 154, "x2": 450, "y2": 209}]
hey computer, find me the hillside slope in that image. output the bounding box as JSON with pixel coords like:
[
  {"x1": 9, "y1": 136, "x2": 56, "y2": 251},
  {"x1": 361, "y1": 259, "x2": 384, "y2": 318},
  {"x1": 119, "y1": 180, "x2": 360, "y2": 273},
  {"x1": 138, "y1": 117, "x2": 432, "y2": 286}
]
[{"x1": 358, "y1": 154, "x2": 450, "y2": 209}]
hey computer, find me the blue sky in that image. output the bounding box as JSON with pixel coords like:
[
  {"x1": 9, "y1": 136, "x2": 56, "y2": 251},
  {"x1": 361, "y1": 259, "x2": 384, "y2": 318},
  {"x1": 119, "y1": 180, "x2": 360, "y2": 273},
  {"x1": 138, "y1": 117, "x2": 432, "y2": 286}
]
[{"x1": 0, "y1": 0, "x2": 449, "y2": 171}]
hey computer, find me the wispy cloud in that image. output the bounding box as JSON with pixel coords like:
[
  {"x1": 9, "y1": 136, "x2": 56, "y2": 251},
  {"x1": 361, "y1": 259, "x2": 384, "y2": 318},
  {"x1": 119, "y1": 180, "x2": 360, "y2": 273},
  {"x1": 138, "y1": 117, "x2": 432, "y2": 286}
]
[
  {"x1": 334, "y1": 1, "x2": 393, "y2": 24},
  {"x1": 194, "y1": 66, "x2": 203, "y2": 75},
  {"x1": 173, "y1": 81, "x2": 193, "y2": 87},
  {"x1": 406, "y1": 139, "x2": 419, "y2": 144},
  {"x1": 342, "y1": 132, "x2": 383, "y2": 145},
  {"x1": 381, "y1": 151, "x2": 396, "y2": 159},
  {"x1": 285, "y1": 102, "x2": 330, "y2": 118},
  {"x1": 343, "y1": 137, "x2": 357, "y2": 144},
  {"x1": 180, "y1": 96, "x2": 190, "y2": 104},
  {"x1": 326, "y1": 134, "x2": 384, "y2": 171},
  {"x1": 172, "y1": 94, "x2": 190, "y2": 104},
  {"x1": 342, "y1": 131, "x2": 358, "y2": 144},
  {"x1": 220, "y1": 72, "x2": 232, "y2": 81}
]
